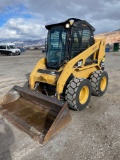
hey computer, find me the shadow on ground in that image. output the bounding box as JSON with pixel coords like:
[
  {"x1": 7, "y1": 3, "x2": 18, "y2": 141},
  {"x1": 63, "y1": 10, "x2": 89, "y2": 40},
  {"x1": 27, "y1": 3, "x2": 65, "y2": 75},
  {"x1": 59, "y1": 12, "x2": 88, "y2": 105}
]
[{"x1": 0, "y1": 117, "x2": 15, "y2": 160}]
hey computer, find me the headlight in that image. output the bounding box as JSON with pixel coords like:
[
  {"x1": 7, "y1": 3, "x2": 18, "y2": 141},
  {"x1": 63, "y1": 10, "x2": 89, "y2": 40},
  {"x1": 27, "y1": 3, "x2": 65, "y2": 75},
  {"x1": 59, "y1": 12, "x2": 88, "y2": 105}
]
[{"x1": 65, "y1": 23, "x2": 70, "y2": 28}]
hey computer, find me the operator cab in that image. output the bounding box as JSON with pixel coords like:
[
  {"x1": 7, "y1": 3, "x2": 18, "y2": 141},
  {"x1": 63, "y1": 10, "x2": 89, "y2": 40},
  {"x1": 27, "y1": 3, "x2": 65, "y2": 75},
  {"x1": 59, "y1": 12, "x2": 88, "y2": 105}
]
[{"x1": 45, "y1": 18, "x2": 95, "y2": 69}]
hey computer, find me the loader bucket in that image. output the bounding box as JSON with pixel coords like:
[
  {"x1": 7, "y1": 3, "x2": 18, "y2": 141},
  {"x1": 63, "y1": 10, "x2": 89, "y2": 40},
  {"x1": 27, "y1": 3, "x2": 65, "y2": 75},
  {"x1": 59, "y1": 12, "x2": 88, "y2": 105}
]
[{"x1": 0, "y1": 86, "x2": 71, "y2": 144}]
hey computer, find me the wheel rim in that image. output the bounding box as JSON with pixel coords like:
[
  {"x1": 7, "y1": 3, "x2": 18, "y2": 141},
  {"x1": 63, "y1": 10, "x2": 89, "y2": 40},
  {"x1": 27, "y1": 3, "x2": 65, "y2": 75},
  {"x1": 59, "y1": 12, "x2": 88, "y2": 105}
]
[
  {"x1": 100, "y1": 76, "x2": 107, "y2": 91},
  {"x1": 79, "y1": 86, "x2": 89, "y2": 104}
]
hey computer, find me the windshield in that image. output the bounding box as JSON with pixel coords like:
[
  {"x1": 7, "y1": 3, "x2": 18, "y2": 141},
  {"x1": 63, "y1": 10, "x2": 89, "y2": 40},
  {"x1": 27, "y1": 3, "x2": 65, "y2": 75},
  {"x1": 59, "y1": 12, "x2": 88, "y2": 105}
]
[
  {"x1": 9, "y1": 45, "x2": 16, "y2": 49},
  {"x1": 47, "y1": 26, "x2": 67, "y2": 68}
]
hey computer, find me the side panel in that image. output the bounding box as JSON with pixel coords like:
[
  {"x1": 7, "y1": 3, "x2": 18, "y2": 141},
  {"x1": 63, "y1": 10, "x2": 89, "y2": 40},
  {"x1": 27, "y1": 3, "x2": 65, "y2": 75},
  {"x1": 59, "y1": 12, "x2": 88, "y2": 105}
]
[
  {"x1": 95, "y1": 38, "x2": 106, "y2": 64},
  {"x1": 56, "y1": 39, "x2": 105, "y2": 99},
  {"x1": 73, "y1": 65, "x2": 99, "y2": 79},
  {"x1": 29, "y1": 58, "x2": 46, "y2": 89}
]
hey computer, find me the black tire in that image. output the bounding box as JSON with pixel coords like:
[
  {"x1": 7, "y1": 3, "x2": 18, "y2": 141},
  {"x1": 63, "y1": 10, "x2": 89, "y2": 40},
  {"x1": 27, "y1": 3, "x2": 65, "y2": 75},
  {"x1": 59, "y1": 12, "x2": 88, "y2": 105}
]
[
  {"x1": 9, "y1": 52, "x2": 13, "y2": 56},
  {"x1": 90, "y1": 70, "x2": 108, "y2": 96},
  {"x1": 65, "y1": 78, "x2": 92, "y2": 111}
]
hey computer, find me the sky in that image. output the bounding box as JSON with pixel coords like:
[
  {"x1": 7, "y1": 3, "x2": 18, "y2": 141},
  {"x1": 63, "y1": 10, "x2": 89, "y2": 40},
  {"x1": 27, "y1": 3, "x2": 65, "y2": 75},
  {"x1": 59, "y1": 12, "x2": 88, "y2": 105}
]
[{"x1": 0, "y1": 0, "x2": 120, "y2": 40}]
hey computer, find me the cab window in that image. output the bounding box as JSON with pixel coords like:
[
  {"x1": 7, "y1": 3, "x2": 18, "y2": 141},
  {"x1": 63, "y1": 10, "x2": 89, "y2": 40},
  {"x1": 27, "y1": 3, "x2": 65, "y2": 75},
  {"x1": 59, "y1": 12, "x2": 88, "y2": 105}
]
[
  {"x1": 0, "y1": 45, "x2": 6, "y2": 49},
  {"x1": 71, "y1": 28, "x2": 82, "y2": 59},
  {"x1": 70, "y1": 28, "x2": 92, "y2": 59}
]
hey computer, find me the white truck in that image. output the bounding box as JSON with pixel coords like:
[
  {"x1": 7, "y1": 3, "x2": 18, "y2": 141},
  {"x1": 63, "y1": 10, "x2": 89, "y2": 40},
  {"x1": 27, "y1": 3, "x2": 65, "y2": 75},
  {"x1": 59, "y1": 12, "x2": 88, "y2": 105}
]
[{"x1": 0, "y1": 43, "x2": 21, "y2": 56}]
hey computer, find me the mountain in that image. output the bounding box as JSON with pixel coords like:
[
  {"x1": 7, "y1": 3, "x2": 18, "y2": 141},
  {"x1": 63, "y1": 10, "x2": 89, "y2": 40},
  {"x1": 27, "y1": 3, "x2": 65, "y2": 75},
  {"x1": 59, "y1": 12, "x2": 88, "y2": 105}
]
[
  {"x1": 0, "y1": 39, "x2": 45, "y2": 47},
  {"x1": 95, "y1": 29, "x2": 120, "y2": 45},
  {"x1": 116, "y1": 29, "x2": 120, "y2": 31},
  {"x1": 1, "y1": 28, "x2": 120, "y2": 47}
]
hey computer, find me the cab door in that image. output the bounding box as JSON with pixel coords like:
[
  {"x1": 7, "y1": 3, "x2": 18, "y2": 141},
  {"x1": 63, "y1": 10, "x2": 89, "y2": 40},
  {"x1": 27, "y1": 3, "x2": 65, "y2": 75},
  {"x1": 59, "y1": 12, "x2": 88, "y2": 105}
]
[
  {"x1": 70, "y1": 27, "x2": 92, "y2": 59},
  {"x1": 70, "y1": 28, "x2": 82, "y2": 59}
]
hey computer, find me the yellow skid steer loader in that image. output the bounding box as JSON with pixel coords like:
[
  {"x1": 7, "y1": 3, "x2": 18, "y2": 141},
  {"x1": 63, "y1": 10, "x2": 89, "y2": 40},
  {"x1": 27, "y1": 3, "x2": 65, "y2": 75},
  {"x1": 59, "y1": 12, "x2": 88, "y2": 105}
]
[{"x1": 0, "y1": 18, "x2": 108, "y2": 144}]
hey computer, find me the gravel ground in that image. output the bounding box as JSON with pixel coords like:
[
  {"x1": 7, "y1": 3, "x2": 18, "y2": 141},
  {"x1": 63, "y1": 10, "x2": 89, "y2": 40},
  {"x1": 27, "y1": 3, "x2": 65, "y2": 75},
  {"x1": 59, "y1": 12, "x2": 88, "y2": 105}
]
[{"x1": 0, "y1": 50, "x2": 120, "y2": 160}]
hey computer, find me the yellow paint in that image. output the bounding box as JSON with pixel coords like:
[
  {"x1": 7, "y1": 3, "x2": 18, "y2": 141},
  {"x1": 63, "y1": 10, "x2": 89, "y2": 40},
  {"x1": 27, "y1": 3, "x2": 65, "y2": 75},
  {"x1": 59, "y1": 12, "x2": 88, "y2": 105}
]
[
  {"x1": 69, "y1": 19, "x2": 74, "y2": 25},
  {"x1": 73, "y1": 64, "x2": 99, "y2": 79},
  {"x1": 79, "y1": 86, "x2": 89, "y2": 104},
  {"x1": 100, "y1": 76, "x2": 107, "y2": 91},
  {"x1": 29, "y1": 57, "x2": 60, "y2": 89},
  {"x1": 57, "y1": 38, "x2": 105, "y2": 99},
  {"x1": 29, "y1": 58, "x2": 46, "y2": 89},
  {"x1": 29, "y1": 38, "x2": 106, "y2": 100}
]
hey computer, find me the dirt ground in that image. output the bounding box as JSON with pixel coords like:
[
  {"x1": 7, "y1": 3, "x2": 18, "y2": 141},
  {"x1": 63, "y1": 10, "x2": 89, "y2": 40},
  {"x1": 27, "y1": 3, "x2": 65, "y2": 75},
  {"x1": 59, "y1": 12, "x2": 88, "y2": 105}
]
[{"x1": 0, "y1": 50, "x2": 120, "y2": 160}]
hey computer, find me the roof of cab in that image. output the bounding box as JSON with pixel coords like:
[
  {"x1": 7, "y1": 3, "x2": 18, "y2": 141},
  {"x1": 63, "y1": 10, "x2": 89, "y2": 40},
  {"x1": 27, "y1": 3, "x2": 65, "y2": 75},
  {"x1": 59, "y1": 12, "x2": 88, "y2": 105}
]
[{"x1": 45, "y1": 18, "x2": 95, "y2": 32}]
